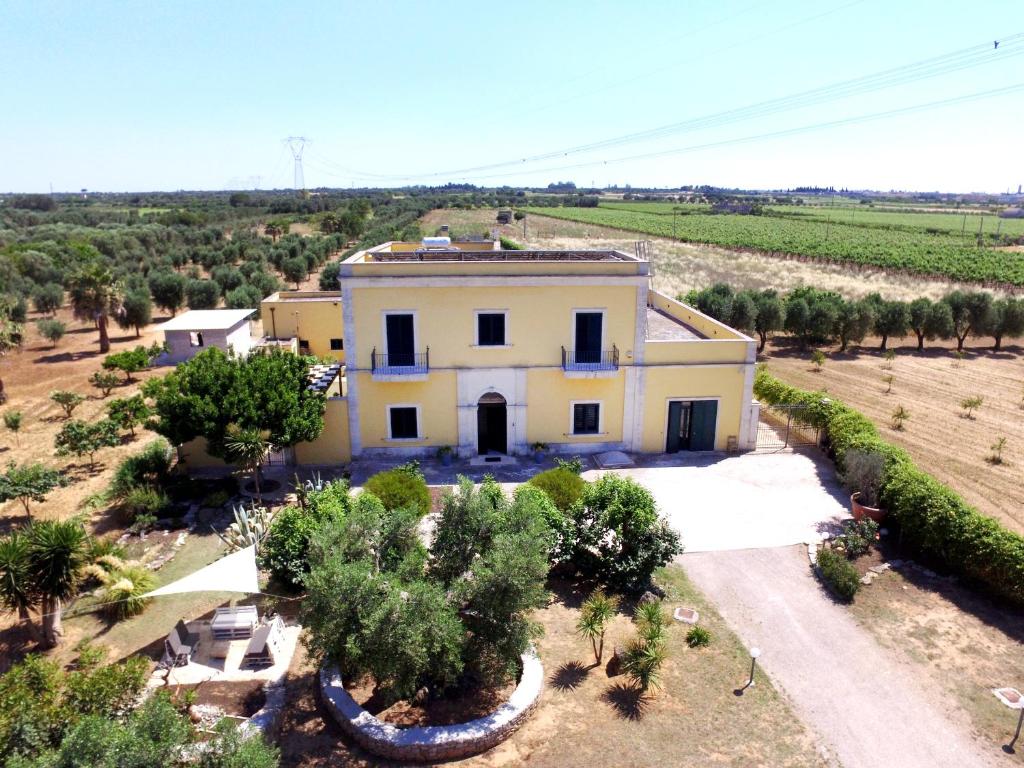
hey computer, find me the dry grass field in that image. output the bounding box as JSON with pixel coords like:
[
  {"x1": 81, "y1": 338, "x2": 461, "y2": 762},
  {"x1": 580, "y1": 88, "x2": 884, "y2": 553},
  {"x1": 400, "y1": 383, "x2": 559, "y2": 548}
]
[
  {"x1": 277, "y1": 566, "x2": 830, "y2": 768},
  {"x1": 0, "y1": 305, "x2": 167, "y2": 530},
  {"x1": 851, "y1": 564, "x2": 1024, "y2": 760},
  {"x1": 420, "y1": 209, "x2": 1016, "y2": 302},
  {"x1": 761, "y1": 337, "x2": 1024, "y2": 534}
]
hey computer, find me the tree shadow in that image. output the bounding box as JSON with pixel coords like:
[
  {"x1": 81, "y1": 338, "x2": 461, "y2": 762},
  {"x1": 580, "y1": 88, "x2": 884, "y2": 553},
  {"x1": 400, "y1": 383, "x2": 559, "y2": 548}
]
[
  {"x1": 33, "y1": 350, "x2": 104, "y2": 365},
  {"x1": 549, "y1": 660, "x2": 592, "y2": 692},
  {"x1": 600, "y1": 681, "x2": 648, "y2": 721}
]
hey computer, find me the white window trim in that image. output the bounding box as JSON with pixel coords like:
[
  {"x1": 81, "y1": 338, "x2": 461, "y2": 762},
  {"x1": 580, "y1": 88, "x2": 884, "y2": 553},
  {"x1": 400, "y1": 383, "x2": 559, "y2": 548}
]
[
  {"x1": 386, "y1": 403, "x2": 422, "y2": 441},
  {"x1": 570, "y1": 308, "x2": 607, "y2": 353},
  {"x1": 473, "y1": 309, "x2": 510, "y2": 347},
  {"x1": 569, "y1": 400, "x2": 604, "y2": 436},
  {"x1": 381, "y1": 310, "x2": 419, "y2": 359}
]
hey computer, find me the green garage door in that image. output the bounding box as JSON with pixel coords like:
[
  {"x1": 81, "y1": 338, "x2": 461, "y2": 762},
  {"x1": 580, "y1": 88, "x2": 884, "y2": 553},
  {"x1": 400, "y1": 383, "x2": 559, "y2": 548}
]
[
  {"x1": 689, "y1": 401, "x2": 717, "y2": 451},
  {"x1": 665, "y1": 400, "x2": 718, "y2": 452}
]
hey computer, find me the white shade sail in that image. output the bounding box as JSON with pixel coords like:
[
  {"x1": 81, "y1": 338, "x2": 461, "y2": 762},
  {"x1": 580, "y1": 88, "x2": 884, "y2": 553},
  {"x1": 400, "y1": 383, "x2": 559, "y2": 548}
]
[{"x1": 143, "y1": 545, "x2": 259, "y2": 598}]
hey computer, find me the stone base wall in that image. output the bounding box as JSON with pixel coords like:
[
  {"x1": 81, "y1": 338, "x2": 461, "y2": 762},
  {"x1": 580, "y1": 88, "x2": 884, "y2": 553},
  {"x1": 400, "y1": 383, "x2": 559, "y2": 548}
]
[{"x1": 319, "y1": 651, "x2": 543, "y2": 762}]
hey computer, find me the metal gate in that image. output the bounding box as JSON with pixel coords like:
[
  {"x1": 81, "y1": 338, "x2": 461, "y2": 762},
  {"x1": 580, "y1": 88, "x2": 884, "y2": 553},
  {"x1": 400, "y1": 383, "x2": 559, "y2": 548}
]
[{"x1": 755, "y1": 404, "x2": 820, "y2": 452}]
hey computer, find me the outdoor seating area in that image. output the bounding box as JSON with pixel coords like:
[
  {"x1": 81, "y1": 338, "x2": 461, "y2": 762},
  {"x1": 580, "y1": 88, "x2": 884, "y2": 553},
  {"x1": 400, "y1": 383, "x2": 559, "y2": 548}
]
[{"x1": 160, "y1": 607, "x2": 301, "y2": 685}]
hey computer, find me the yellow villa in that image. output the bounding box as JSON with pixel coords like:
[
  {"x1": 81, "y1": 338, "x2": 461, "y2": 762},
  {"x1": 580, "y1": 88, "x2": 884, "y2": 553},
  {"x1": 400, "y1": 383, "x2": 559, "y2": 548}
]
[{"x1": 260, "y1": 237, "x2": 759, "y2": 466}]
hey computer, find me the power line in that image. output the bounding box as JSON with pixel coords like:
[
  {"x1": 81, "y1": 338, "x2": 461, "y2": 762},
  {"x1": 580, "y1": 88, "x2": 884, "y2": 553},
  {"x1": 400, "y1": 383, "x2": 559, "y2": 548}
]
[
  {"x1": 309, "y1": 31, "x2": 1023, "y2": 184},
  {"x1": 441, "y1": 81, "x2": 1024, "y2": 182}
]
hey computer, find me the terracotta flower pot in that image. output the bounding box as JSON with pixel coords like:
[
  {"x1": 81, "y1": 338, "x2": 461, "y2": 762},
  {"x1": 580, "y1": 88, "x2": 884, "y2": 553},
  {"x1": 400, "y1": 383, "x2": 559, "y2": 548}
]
[{"x1": 850, "y1": 492, "x2": 886, "y2": 523}]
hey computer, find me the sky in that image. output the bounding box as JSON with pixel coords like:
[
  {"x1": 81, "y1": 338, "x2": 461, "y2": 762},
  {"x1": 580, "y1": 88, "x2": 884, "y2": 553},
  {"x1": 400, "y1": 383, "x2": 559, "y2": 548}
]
[{"x1": 1, "y1": 0, "x2": 1022, "y2": 194}]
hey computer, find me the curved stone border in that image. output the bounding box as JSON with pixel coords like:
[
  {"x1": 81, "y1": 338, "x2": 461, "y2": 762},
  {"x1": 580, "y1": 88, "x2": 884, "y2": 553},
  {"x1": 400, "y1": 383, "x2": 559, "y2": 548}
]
[
  {"x1": 240, "y1": 680, "x2": 287, "y2": 739},
  {"x1": 319, "y1": 651, "x2": 543, "y2": 762}
]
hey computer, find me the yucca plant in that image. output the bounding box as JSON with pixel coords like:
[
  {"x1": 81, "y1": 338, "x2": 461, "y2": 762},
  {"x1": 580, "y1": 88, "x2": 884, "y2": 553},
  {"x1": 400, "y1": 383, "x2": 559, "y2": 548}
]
[
  {"x1": 686, "y1": 625, "x2": 712, "y2": 648},
  {"x1": 576, "y1": 590, "x2": 619, "y2": 664},
  {"x1": 224, "y1": 424, "x2": 274, "y2": 504},
  {"x1": 634, "y1": 600, "x2": 667, "y2": 645},
  {"x1": 622, "y1": 636, "x2": 667, "y2": 692},
  {"x1": 27, "y1": 519, "x2": 88, "y2": 647},
  {"x1": 0, "y1": 531, "x2": 34, "y2": 623}
]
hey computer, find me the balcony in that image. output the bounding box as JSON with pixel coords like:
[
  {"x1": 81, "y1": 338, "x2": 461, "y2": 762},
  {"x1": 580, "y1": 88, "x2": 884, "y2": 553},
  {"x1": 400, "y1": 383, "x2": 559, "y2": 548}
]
[
  {"x1": 371, "y1": 348, "x2": 429, "y2": 381},
  {"x1": 561, "y1": 345, "x2": 619, "y2": 377}
]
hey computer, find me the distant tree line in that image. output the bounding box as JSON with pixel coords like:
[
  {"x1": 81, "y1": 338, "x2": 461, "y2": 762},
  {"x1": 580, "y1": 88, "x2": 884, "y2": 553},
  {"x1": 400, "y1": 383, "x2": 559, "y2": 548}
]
[{"x1": 683, "y1": 283, "x2": 1024, "y2": 353}]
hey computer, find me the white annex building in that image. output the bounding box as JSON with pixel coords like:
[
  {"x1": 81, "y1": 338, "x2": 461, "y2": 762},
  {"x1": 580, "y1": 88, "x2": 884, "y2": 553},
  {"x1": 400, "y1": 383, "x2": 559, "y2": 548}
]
[{"x1": 158, "y1": 309, "x2": 256, "y2": 364}]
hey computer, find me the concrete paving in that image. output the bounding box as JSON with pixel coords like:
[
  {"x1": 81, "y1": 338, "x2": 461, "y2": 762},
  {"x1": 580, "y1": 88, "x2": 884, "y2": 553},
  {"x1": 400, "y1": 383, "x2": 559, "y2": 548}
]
[
  {"x1": 683, "y1": 546, "x2": 998, "y2": 768},
  {"x1": 591, "y1": 449, "x2": 849, "y2": 552}
]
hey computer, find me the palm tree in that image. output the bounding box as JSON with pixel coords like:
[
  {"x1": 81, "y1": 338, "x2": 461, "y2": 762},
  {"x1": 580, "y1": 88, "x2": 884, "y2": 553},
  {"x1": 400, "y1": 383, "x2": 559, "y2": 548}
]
[
  {"x1": 27, "y1": 519, "x2": 87, "y2": 647},
  {"x1": 576, "y1": 590, "x2": 619, "y2": 664},
  {"x1": 0, "y1": 531, "x2": 35, "y2": 625},
  {"x1": 67, "y1": 261, "x2": 123, "y2": 354},
  {"x1": 224, "y1": 424, "x2": 274, "y2": 503}
]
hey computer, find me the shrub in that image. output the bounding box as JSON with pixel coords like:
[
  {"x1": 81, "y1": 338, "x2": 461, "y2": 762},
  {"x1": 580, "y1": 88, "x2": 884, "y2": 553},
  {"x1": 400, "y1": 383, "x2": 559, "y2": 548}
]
[
  {"x1": 36, "y1": 318, "x2": 66, "y2": 347},
  {"x1": 566, "y1": 474, "x2": 683, "y2": 592},
  {"x1": 833, "y1": 518, "x2": 878, "y2": 559},
  {"x1": 101, "y1": 564, "x2": 156, "y2": 619},
  {"x1": 529, "y1": 467, "x2": 586, "y2": 512},
  {"x1": 108, "y1": 439, "x2": 172, "y2": 500},
  {"x1": 119, "y1": 486, "x2": 169, "y2": 523},
  {"x1": 577, "y1": 590, "x2": 618, "y2": 663},
  {"x1": 685, "y1": 625, "x2": 712, "y2": 648},
  {"x1": 90, "y1": 370, "x2": 121, "y2": 398},
  {"x1": 260, "y1": 481, "x2": 351, "y2": 589},
  {"x1": 363, "y1": 466, "x2": 430, "y2": 516},
  {"x1": 754, "y1": 367, "x2": 1024, "y2": 605},
  {"x1": 816, "y1": 547, "x2": 860, "y2": 600},
  {"x1": 840, "y1": 448, "x2": 885, "y2": 507},
  {"x1": 50, "y1": 389, "x2": 85, "y2": 419}
]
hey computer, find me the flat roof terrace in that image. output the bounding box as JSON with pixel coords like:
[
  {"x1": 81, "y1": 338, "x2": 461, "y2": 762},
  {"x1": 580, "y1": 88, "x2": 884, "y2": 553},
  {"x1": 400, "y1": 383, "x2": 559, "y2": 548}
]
[
  {"x1": 645, "y1": 306, "x2": 706, "y2": 341},
  {"x1": 362, "y1": 248, "x2": 639, "y2": 262}
]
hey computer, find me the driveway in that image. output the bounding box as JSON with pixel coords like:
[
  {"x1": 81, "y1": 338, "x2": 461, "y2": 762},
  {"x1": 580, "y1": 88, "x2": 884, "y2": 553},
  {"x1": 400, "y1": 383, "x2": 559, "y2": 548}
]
[
  {"x1": 683, "y1": 546, "x2": 997, "y2": 768},
  {"x1": 590, "y1": 450, "x2": 848, "y2": 552}
]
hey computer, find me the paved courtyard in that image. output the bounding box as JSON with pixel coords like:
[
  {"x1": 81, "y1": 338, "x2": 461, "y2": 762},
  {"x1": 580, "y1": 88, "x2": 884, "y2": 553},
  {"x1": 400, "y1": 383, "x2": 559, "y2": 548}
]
[{"x1": 591, "y1": 449, "x2": 849, "y2": 552}]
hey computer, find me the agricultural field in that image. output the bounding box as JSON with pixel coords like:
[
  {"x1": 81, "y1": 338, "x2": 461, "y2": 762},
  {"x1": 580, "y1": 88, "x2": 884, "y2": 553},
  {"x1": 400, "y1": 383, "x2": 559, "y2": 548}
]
[
  {"x1": 761, "y1": 336, "x2": 1024, "y2": 534},
  {"x1": 421, "y1": 208, "x2": 1013, "y2": 302},
  {"x1": 523, "y1": 203, "x2": 1024, "y2": 286}
]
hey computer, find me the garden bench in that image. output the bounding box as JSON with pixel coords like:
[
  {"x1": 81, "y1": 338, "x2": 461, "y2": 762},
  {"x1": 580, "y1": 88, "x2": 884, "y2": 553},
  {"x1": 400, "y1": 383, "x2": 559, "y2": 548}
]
[
  {"x1": 165, "y1": 620, "x2": 200, "y2": 666},
  {"x1": 211, "y1": 605, "x2": 259, "y2": 641},
  {"x1": 243, "y1": 616, "x2": 286, "y2": 668}
]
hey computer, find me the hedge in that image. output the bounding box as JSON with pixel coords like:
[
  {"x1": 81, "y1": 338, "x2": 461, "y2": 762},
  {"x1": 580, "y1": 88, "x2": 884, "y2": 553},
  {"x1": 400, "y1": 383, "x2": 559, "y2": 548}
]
[
  {"x1": 754, "y1": 366, "x2": 1024, "y2": 605},
  {"x1": 816, "y1": 547, "x2": 860, "y2": 601}
]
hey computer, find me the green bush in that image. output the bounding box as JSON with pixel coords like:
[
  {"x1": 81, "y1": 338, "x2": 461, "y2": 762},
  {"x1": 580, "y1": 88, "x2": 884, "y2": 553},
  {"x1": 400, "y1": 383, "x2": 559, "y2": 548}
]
[
  {"x1": 363, "y1": 466, "x2": 430, "y2": 516},
  {"x1": 755, "y1": 367, "x2": 1024, "y2": 606},
  {"x1": 108, "y1": 439, "x2": 172, "y2": 500},
  {"x1": 119, "y1": 486, "x2": 169, "y2": 523},
  {"x1": 528, "y1": 467, "x2": 586, "y2": 512},
  {"x1": 685, "y1": 625, "x2": 712, "y2": 648},
  {"x1": 816, "y1": 547, "x2": 860, "y2": 601},
  {"x1": 260, "y1": 480, "x2": 351, "y2": 589},
  {"x1": 566, "y1": 474, "x2": 683, "y2": 592},
  {"x1": 834, "y1": 518, "x2": 878, "y2": 559}
]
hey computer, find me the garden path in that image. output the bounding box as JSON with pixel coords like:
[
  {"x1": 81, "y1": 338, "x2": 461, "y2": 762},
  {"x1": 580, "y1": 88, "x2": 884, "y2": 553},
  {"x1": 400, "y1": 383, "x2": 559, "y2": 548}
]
[{"x1": 682, "y1": 545, "x2": 999, "y2": 768}]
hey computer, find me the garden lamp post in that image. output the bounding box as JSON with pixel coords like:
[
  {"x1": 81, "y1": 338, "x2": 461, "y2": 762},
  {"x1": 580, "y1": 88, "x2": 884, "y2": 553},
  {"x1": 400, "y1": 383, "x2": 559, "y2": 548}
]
[
  {"x1": 747, "y1": 646, "x2": 762, "y2": 689},
  {"x1": 993, "y1": 688, "x2": 1024, "y2": 754}
]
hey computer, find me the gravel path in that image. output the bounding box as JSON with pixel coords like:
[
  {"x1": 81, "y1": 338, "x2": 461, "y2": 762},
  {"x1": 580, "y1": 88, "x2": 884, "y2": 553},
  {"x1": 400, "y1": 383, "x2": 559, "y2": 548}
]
[{"x1": 682, "y1": 546, "x2": 998, "y2": 768}]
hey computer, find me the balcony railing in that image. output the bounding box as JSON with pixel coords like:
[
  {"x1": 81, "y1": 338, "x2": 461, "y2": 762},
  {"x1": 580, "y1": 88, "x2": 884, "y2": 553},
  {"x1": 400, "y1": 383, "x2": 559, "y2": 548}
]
[
  {"x1": 561, "y1": 344, "x2": 619, "y2": 372},
  {"x1": 371, "y1": 347, "x2": 429, "y2": 375}
]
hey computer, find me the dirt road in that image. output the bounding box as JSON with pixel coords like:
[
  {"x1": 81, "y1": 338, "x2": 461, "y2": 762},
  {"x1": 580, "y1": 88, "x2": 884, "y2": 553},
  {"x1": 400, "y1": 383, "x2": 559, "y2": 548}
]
[{"x1": 682, "y1": 546, "x2": 999, "y2": 768}]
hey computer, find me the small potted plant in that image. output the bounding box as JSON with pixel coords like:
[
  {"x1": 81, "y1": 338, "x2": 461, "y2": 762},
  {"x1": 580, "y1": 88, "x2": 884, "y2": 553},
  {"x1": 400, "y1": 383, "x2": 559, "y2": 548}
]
[
  {"x1": 841, "y1": 448, "x2": 887, "y2": 523},
  {"x1": 437, "y1": 445, "x2": 454, "y2": 467},
  {"x1": 531, "y1": 442, "x2": 548, "y2": 465}
]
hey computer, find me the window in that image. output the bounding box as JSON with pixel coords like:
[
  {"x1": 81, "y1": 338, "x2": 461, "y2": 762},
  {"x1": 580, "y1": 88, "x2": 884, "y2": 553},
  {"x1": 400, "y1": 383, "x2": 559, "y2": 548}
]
[
  {"x1": 388, "y1": 406, "x2": 419, "y2": 440},
  {"x1": 188, "y1": 332, "x2": 204, "y2": 348},
  {"x1": 572, "y1": 403, "x2": 601, "y2": 435},
  {"x1": 298, "y1": 339, "x2": 310, "y2": 353},
  {"x1": 476, "y1": 312, "x2": 507, "y2": 346},
  {"x1": 330, "y1": 338, "x2": 344, "y2": 351}
]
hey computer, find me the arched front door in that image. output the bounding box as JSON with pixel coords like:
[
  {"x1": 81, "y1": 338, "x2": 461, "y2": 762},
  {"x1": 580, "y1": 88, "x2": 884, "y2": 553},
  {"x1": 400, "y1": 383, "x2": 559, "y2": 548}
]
[{"x1": 477, "y1": 392, "x2": 507, "y2": 455}]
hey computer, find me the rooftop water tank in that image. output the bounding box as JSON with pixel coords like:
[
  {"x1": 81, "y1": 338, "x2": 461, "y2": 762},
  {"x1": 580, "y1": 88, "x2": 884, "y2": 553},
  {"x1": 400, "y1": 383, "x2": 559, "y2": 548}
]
[{"x1": 421, "y1": 236, "x2": 452, "y2": 248}]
